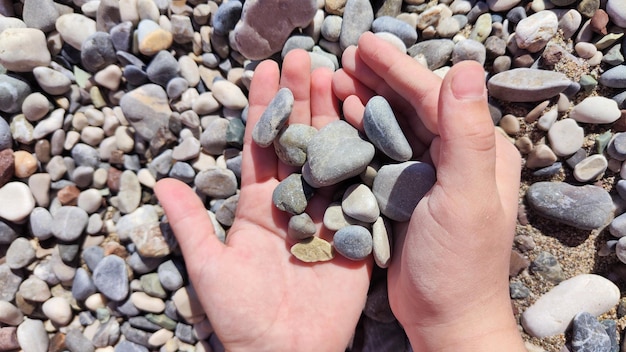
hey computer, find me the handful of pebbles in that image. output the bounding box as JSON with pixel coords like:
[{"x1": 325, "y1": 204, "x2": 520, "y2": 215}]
[{"x1": 252, "y1": 88, "x2": 437, "y2": 267}]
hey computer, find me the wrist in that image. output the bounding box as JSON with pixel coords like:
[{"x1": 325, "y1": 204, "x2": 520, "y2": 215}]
[{"x1": 401, "y1": 297, "x2": 526, "y2": 352}]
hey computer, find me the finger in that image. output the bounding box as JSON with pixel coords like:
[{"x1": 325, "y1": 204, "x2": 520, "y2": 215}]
[
  {"x1": 355, "y1": 32, "x2": 441, "y2": 134},
  {"x1": 243, "y1": 59, "x2": 281, "y2": 186},
  {"x1": 154, "y1": 178, "x2": 224, "y2": 261},
  {"x1": 435, "y1": 61, "x2": 497, "y2": 198},
  {"x1": 332, "y1": 68, "x2": 376, "y2": 104},
  {"x1": 342, "y1": 95, "x2": 365, "y2": 131},
  {"x1": 280, "y1": 49, "x2": 312, "y2": 125},
  {"x1": 310, "y1": 67, "x2": 341, "y2": 129}
]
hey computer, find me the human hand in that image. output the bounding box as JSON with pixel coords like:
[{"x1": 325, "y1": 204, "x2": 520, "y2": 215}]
[
  {"x1": 155, "y1": 50, "x2": 371, "y2": 352},
  {"x1": 333, "y1": 32, "x2": 526, "y2": 351}
]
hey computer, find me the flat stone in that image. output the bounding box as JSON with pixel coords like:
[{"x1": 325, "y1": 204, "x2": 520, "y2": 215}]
[
  {"x1": 33, "y1": 66, "x2": 71, "y2": 95},
  {"x1": 530, "y1": 251, "x2": 565, "y2": 284},
  {"x1": 372, "y1": 161, "x2": 436, "y2": 222},
  {"x1": 526, "y1": 182, "x2": 613, "y2": 230},
  {"x1": 363, "y1": 96, "x2": 412, "y2": 162},
  {"x1": 194, "y1": 167, "x2": 238, "y2": 198},
  {"x1": 6, "y1": 238, "x2": 35, "y2": 270},
  {"x1": 213, "y1": 0, "x2": 243, "y2": 35},
  {"x1": 0, "y1": 301, "x2": 23, "y2": 326},
  {"x1": 55, "y1": 13, "x2": 97, "y2": 50},
  {"x1": 17, "y1": 319, "x2": 49, "y2": 352},
  {"x1": 569, "y1": 96, "x2": 621, "y2": 124},
  {"x1": 521, "y1": 274, "x2": 620, "y2": 338},
  {"x1": 157, "y1": 260, "x2": 184, "y2": 291},
  {"x1": 65, "y1": 329, "x2": 95, "y2": 352},
  {"x1": 371, "y1": 16, "x2": 417, "y2": 47},
  {"x1": 599, "y1": 65, "x2": 626, "y2": 88},
  {"x1": 0, "y1": 75, "x2": 32, "y2": 113},
  {"x1": 274, "y1": 124, "x2": 317, "y2": 167},
  {"x1": 52, "y1": 206, "x2": 88, "y2": 241},
  {"x1": 93, "y1": 255, "x2": 129, "y2": 301},
  {"x1": 272, "y1": 173, "x2": 315, "y2": 215},
  {"x1": 573, "y1": 154, "x2": 608, "y2": 182},
  {"x1": 0, "y1": 28, "x2": 51, "y2": 72},
  {"x1": 333, "y1": 225, "x2": 373, "y2": 260},
  {"x1": 571, "y1": 312, "x2": 612, "y2": 352},
  {"x1": 147, "y1": 50, "x2": 180, "y2": 87},
  {"x1": 72, "y1": 267, "x2": 97, "y2": 301},
  {"x1": 303, "y1": 120, "x2": 375, "y2": 188},
  {"x1": 130, "y1": 292, "x2": 165, "y2": 313},
  {"x1": 408, "y1": 39, "x2": 455, "y2": 70},
  {"x1": 340, "y1": 0, "x2": 374, "y2": 49},
  {"x1": 18, "y1": 276, "x2": 50, "y2": 302},
  {"x1": 372, "y1": 217, "x2": 392, "y2": 268},
  {"x1": 452, "y1": 38, "x2": 486, "y2": 65},
  {"x1": 172, "y1": 285, "x2": 206, "y2": 323},
  {"x1": 118, "y1": 170, "x2": 141, "y2": 214},
  {"x1": 200, "y1": 118, "x2": 230, "y2": 155},
  {"x1": 22, "y1": 0, "x2": 60, "y2": 32},
  {"x1": 232, "y1": 0, "x2": 317, "y2": 59},
  {"x1": 488, "y1": 68, "x2": 571, "y2": 102},
  {"x1": 290, "y1": 236, "x2": 335, "y2": 263},
  {"x1": 252, "y1": 88, "x2": 294, "y2": 147},
  {"x1": 0, "y1": 264, "x2": 23, "y2": 301},
  {"x1": 342, "y1": 183, "x2": 379, "y2": 223},
  {"x1": 606, "y1": 0, "x2": 626, "y2": 27}
]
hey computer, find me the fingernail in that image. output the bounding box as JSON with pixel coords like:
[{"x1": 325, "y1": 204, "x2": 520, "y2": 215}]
[{"x1": 451, "y1": 66, "x2": 486, "y2": 100}]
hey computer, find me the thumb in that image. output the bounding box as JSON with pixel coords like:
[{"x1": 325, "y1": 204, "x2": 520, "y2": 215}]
[
  {"x1": 154, "y1": 178, "x2": 225, "y2": 262},
  {"x1": 434, "y1": 61, "x2": 497, "y2": 197}
]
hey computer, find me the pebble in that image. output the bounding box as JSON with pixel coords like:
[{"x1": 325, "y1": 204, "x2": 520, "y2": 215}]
[
  {"x1": 19, "y1": 276, "x2": 50, "y2": 302},
  {"x1": 487, "y1": 68, "x2": 571, "y2": 102},
  {"x1": 72, "y1": 267, "x2": 97, "y2": 301},
  {"x1": 13, "y1": 150, "x2": 37, "y2": 178},
  {"x1": 573, "y1": 154, "x2": 608, "y2": 182},
  {"x1": 137, "y1": 19, "x2": 173, "y2": 56},
  {"x1": 52, "y1": 206, "x2": 89, "y2": 241},
  {"x1": 340, "y1": 0, "x2": 373, "y2": 49},
  {"x1": 515, "y1": 11, "x2": 558, "y2": 52},
  {"x1": 371, "y1": 16, "x2": 417, "y2": 47},
  {"x1": 0, "y1": 181, "x2": 35, "y2": 222},
  {"x1": 65, "y1": 329, "x2": 95, "y2": 352},
  {"x1": 288, "y1": 213, "x2": 317, "y2": 240},
  {"x1": 42, "y1": 296, "x2": 73, "y2": 326},
  {"x1": 0, "y1": 74, "x2": 32, "y2": 113},
  {"x1": 0, "y1": 301, "x2": 23, "y2": 326},
  {"x1": 200, "y1": 118, "x2": 230, "y2": 155},
  {"x1": 147, "y1": 50, "x2": 180, "y2": 87},
  {"x1": 571, "y1": 312, "x2": 612, "y2": 352},
  {"x1": 303, "y1": 120, "x2": 375, "y2": 188},
  {"x1": 274, "y1": 124, "x2": 317, "y2": 166},
  {"x1": 569, "y1": 96, "x2": 621, "y2": 124},
  {"x1": 270, "y1": 173, "x2": 314, "y2": 215},
  {"x1": 115, "y1": 340, "x2": 149, "y2": 352},
  {"x1": 0, "y1": 28, "x2": 51, "y2": 72},
  {"x1": 118, "y1": 170, "x2": 141, "y2": 214},
  {"x1": 333, "y1": 225, "x2": 373, "y2": 261},
  {"x1": 0, "y1": 264, "x2": 23, "y2": 301},
  {"x1": 55, "y1": 13, "x2": 97, "y2": 50},
  {"x1": 6, "y1": 238, "x2": 35, "y2": 270},
  {"x1": 131, "y1": 292, "x2": 166, "y2": 313},
  {"x1": 17, "y1": 318, "x2": 49, "y2": 352},
  {"x1": 407, "y1": 39, "x2": 455, "y2": 70},
  {"x1": 452, "y1": 38, "x2": 487, "y2": 65},
  {"x1": 119, "y1": 84, "x2": 172, "y2": 141},
  {"x1": 547, "y1": 118, "x2": 584, "y2": 156},
  {"x1": 372, "y1": 217, "x2": 392, "y2": 268},
  {"x1": 0, "y1": 118, "x2": 11, "y2": 150},
  {"x1": 290, "y1": 236, "x2": 335, "y2": 262},
  {"x1": 157, "y1": 260, "x2": 184, "y2": 292},
  {"x1": 93, "y1": 255, "x2": 130, "y2": 301},
  {"x1": 194, "y1": 167, "x2": 238, "y2": 198},
  {"x1": 599, "y1": 65, "x2": 626, "y2": 88},
  {"x1": 363, "y1": 96, "x2": 412, "y2": 161},
  {"x1": 322, "y1": 15, "x2": 343, "y2": 42},
  {"x1": 521, "y1": 274, "x2": 620, "y2": 338},
  {"x1": 29, "y1": 207, "x2": 53, "y2": 240},
  {"x1": 81, "y1": 32, "x2": 117, "y2": 73},
  {"x1": 0, "y1": 220, "x2": 17, "y2": 244},
  {"x1": 342, "y1": 183, "x2": 380, "y2": 223},
  {"x1": 530, "y1": 251, "x2": 565, "y2": 284},
  {"x1": 172, "y1": 285, "x2": 205, "y2": 323},
  {"x1": 526, "y1": 182, "x2": 614, "y2": 230},
  {"x1": 252, "y1": 88, "x2": 294, "y2": 148},
  {"x1": 282, "y1": 36, "x2": 316, "y2": 58},
  {"x1": 22, "y1": 0, "x2": 59, "y2": 32},
  {"x1": 606, "y1": 0, "x2": 626, "y2": 27},
  {"x1": 372, "y1": 161, "x2": 436, "y2": 222}
]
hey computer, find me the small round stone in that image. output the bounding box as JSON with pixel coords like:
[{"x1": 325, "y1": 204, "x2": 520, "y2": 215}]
[
  {"x1": 42, "y1": 297, "x2": 73, "y2": 326},
  {"x1": 288, "y1": 213, "x2": 317, "y2": 241},
  {"x1": 333, "y1": 225, "x2": 373, "y2": 261}
]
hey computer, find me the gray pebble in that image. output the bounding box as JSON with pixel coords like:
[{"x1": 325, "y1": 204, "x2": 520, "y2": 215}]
[
  {"x1": 65, "y1": 329, "x2": 95, "y2": 352},
  {"x1": 281, "y1": 35, "x2": 316, "y2": 58},
  {"x1": 6, "y1": 238, "x2": 35, "y2": 270},
  {"x1": 176, "y1": 322, "x2": 197, "y2": 344},
  {"x1": 72, "y1": 267, "x2": 97, "y2": 301},
  {"x1": 216, "y1": 193, "x2": 239, "y2": 227},
  {"x1": 571, "y1": 312, "x2": 612, "y2": 352},
  {"x1": 169, "y1": 161, "x2": 196, "y2": 183},
  {"x1": 81, "y1": 32, "x2": 117, "y2": 73},
  {"x1": 407, "y1": 39, "x2": 455, "y2": 70},
  {"x1": 372, "y1": 161, "x2": 436, "y2": 222},
  {"x1": 340, "y1": 0, "x2": 374, "y2": 49},
  {"x1": 274, "y1": 124, "x2": 317, "y2": 167},
  {"x1": 509, "y1": 281, "x2": 531, "y2": 299},
  {"x1": 123, "y1": 65, "x2": 149, "y2": 86},
  {"x1": 129, "y1": 316, "x2": 161, "y2": 332},
  {"x1": 52, "y1": 206, "x2": 88, "y2": 242},
  {"x1": 22, "y1": 0, "x2": 59, "y2": 32},
  {"x1": 526, "y1": 181, "x2": 614, "y2": 230},
  {"x1": 530, "y1": 251, "x2": 565, "y2": 284},
  {"x1": 16, "y1": 319, "x2": 49, "y2": 352},
  {"x1": 0, "y1": 74, "x2": 32, "y2": 113},
  {"x1": 252, "y1": 88, "x2": 294, "y2": 148},
  {"x1": 0, "y1": 264, "x2": 22, "y2": 301},
  {"x1": 200, "y1": 118, "x2": 230, "y2": 155},
  {"x1": 321, "y1": 15, "x2": 342, "y2": 42},
  {"x1": 487, "y1": 68, "x2": 571, "y2": 102},
  {"x1": 194, "y1": 167, "x2": 238, "y2": 198},
  {"x1": 120, "y1": 321, "x2": 153, "y2": 348},
  {"x1": 93, "y1": 255, "x2": 129, "y2": 301},
  {"x1": 288, "y1": 213, "x2": 316, "y2": 240},
  {"x1": 147, "y1": 50, "x2": 180, "y2": 87},
  {"x1": 110, "y1": 21, "x2": 133, "y2": 52},
  {"x1": 166, "y1": 77, "x2": 189, "y2": 100},
  {"x1": 371, "y1": 16, "x2": 417, "y2": 47},
  {"x1": 119, "y1": 84, "x2": 172, "y2": 141},
  {"x1": 115, "y1": 340, "x2": 149, "y2": 352},
  {"x1": 0, "y1": 117, "x2": 11, "y2": 150},
  {"x1": 148, "y1": 149, "x2": 173, "y2": 177},
  {"x1": 82, "y1": 246, "x2": 104, "y2": 272},
  {"x1": 72, "y1": 143, "x2": 100, "y2": 168},
  {"x1": 303, "y1": 120, "x2": 375, "y2": 188},
  {"x1": 333, "y1": 225, "x2": 373, "y2": 261},
  {"x1": 111, "y1": 296, "x2": 141, "y2": 317},
  {"x1": 117, "y1": 170, "x2": 141, "y2": 214},
  {"x1": 158, "y1": 260, "x2": 184, "y2": 291},
  {"x1": 600, "y1": 65, "x2": 626, "y2": 88},
  {"x1": 272, "y1": 173, "x2": 315, "y2": 215},
  {"x1": 213, "y1": 0, "x2": 243, "y2": 35},
  {"x1": 58, "y1": 242, "x2": 80, "y2": 263},
  {"x1": 0, "y1": 220, "x2": 17, "y2": 244},
  {"x1": 93, "y1": 317, "x2": 121, "y2": 348},
  {"x1": 29, "y1": 207, "x2": 53, "y2": 240},
  {"x1": 363, "y1": 96, "x2": 412, "y2": 161}
]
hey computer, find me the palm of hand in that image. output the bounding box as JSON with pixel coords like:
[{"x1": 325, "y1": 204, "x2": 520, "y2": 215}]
[{"x1": 155, "y1": 50, "x2": 371, "y2": 352}]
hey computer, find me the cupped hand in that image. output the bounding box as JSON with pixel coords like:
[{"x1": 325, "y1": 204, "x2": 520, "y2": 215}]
[
  {"x1": 333, "y1": 32, "x2": 526, "y2": 351},
  {"x1": 155, "y1": 50, "x2": 371, "y2": 352}
]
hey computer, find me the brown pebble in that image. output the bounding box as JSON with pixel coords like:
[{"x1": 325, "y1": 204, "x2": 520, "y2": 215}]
[
  {"x1": 13, "y1": 150, "x2": 38, "y2": 178},
  {"x1": 57, "y1": 185, "x2": 80, "y2": 205},
  {"x1": 590, "y1": 9, "x2": 609, "y2": 35},
  {"x1": 35, "y1": 139, "x2": 51, "y2": 164},
  {"x1": 290, "y1": 236, "x2": 334, "y2": 263},
  {"x1": 515, "y1": 234, "x2": 536, "y2": 252},
  {"x1": 109, "y1": 150, "x2": 125, "y2": 165},
  {"x1": 14, "y1": 292, "x2": 37, "y2": 316},
  {"x1": 509, "y1": 250, "x2": 530, "y2": 277},
  {"x1": 612, "y1": 110, "x2": 626, "y2": 132},
  {"x1": 0, "y1": 149, "x2": 15, "y2": 187},
  {"x1": 103, "y1": 241, "x2": 129, "y2": 258},
  {"x1": 515, "y1": 136, "x2": 534, "y2": 154},
  {"x1": 48, "y1": 332, "x2": 66, "y2": 352},
  {"x1": 107, "y1": 166, "x2": 122, "y2": 192},
  {"x1": 525, "y1": 100, "x2": 550, "y2": 123},
  {"x1": 513, "y1": 53, "x2": 534, "y2": 68},
  {"x1": 0, "y1": 327, "x2": 19, "y2": 351},
  {"x1": 517, "y1": 203, "x2": 529, "y2": 226}
]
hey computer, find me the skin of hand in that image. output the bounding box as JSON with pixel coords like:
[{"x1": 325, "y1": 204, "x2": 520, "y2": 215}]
[
  {"x1": 333, "y1": 32, "x2": 526, "y2": 351},
  {"x1": 154, "y1": 50, "x2": 371, "y2": 352}
]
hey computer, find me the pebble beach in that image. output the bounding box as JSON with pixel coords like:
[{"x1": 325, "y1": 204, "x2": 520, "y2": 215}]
[{"x1": 1, "y1": 0, "x2": 626, "y2": 351}]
